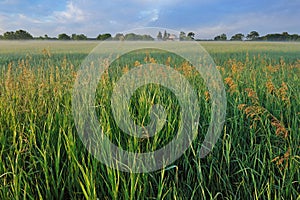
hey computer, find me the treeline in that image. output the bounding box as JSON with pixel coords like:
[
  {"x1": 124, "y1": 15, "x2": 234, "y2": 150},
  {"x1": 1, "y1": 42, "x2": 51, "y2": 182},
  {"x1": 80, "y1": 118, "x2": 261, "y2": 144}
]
[
  {"x1": 0, "y1": 30, "x2": 154, "y2": 41},
  {"x1": 1, "y1": 29, "x2": 300, "y2": 41},
  {"x1": 213, "y1": 31, "x2": 300, "y2": 41}
]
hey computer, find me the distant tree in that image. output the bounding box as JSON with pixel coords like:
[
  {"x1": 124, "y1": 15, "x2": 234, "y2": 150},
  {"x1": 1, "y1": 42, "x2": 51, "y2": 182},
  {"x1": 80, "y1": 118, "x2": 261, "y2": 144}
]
[
  {"x1": 157, "y1": 31, "x2": 162, "y2": 40},
  {"x1": 0, "y1": 35, "x2": 3, "y2": 40},
  {"x1": 179, "y1": 31, "x2": 186, "y2": 41},
  {"x1": 282, "y1": 32, "x2": 289, "y2": 40},
  {"x1": 97, "y1": 33, "x2": 112, "y2": 40},
  {"x1": 258, "y1": 32, "x2": 300, "y2": 41},
  {"x1": 79, "y1": 34, "x2": 87, "y2": 40},
  {"x1": 72, "y1": 33, "x2": 87, "y2": 40},
  {"x1": 230, "y1": 33, "x2": 244, "y2": 41},
  {"x1": 125, "y1": 33, "x2": 138, "y2": 40},
  {"x1": 44, "y1": 34, "x2": 49, "y2": 40},
  {"x1": 246, "y1": 31, "x2": 259, "y2": 40},
  {"x1": 123, "y1": 33, "x2": 154, "y2": 41},
  {"x1": 187, "y1": 32, "x2": 195, "y2": 40},
  {"x1": 291, "y1": 34, "x2": 300, "y2": 41},
  {"x1": 58, "y1": 33, "x2": 71, "y2": 40},
  {"x1": 3, "y1": 30, "x2": 33, "y2": 40},
  {"x1": 71, "y1": 34, "x2": 76, "y2": 40},
  {"x1": 214, "y1": 33, "x2": 227, "y2": 41},
  {"x1": 163, "y1": 30, "x2": 169, "y2": 41},
  {"x1": 3, "y1": 31, "x2": 16, "y2": 39},
  {"x1": 15, "y1": 30, "x2": 33, "y2": 39},
  {"x1": 141, "y1": 34, "x2": 154, "y2": 41},
  {"x1": 114, "y1": 33, "x2": 125, "y2": 41}
]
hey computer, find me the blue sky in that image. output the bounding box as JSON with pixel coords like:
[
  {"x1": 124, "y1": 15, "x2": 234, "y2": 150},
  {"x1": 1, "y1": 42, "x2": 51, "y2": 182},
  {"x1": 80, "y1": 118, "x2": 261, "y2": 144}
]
[{"x1": 0, "y1": 0, "x2": 299, "y2": 39}]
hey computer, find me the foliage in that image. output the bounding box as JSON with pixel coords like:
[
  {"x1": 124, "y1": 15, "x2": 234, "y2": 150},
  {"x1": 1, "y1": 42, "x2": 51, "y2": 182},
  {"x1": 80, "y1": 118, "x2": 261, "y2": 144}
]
[
  {"x1": 214, "y1": 33, "x2": 227, "y2": 41},
  {"x1": 1, "y1": 30, "x2": 33, "y2": 40},
  {"x1": 97, "y1": 33, "x2": 112, "y2": 41},
  {"x1": 230, "y1": 33, "x2": 244, "y2": 41},
  {"x1": 157, "y1": 31, "x2": 163, "y2": 40},
  {"x1": 187, "y1": 32, "x2": 195, "y2": 40},
  {"x1": 124, "y1": 33, "x2": 154, "y2": 41},
  {"x1": 179, "y1": 31, "x2": 186, "y2": 41},
  {"x1": 58, "y1": 33, "x2": 71, "y2": 40},
  {"x1": 1, "y1": 29, "x2": 300, "y2": 41},
  {"x1": 163, "y1": 30, "x2": 170, "y2": 41},
  {"x1": 72, "y1": 34, "x2": 88, "y2": 40},
  {"x1": 258, "y1": 32, "x2": 300, "y2": 41},
  {"x1": 246, "y1": 31, "x2": 260, "y2": 40},
  {"x1": 113, "y1": 33, "x2": 125, "y2": 41},
  {"x1": 179, "y1": 32, "x2": 195, "y2": 41}
]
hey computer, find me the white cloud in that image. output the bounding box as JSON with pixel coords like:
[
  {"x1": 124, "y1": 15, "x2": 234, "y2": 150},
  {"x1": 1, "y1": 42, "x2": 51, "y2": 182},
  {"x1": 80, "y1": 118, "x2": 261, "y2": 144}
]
[
  {"x1": 139, "y1": 9, "x2": 159, "y2": 22},
  {"x1": 53, "y1": 1, "x2": 86, "y2": 23},
  {"x1": 18, "y1": 14, "x2": 44, "y2": 24}
]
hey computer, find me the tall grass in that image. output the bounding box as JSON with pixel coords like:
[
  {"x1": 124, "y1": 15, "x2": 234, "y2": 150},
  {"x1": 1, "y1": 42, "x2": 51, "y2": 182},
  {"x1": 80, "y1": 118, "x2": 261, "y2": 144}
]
[{"x1": 0, "y1": 42, "x2": 299, "y2": 199}]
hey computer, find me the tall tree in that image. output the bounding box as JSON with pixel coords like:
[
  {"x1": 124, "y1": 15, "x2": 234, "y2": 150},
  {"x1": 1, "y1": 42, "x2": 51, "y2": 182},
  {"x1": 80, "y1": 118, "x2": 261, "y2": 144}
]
[
  {"x1": 79, "y1": 34, "x2": 87, "y2": 40},
  {"x1": 3, "y1": 30, "x2": 33, "y2": 40},
  {"x1": 179, "y1": 31, "x2": 186, "y2": 41},
  {"x1": 246, "y1": 31, "x2": 259, "y2": 40},
  {"x1": 214, "y1": 33, "x2": 227, "y2": 41},
  {"x1": 3, "y1": 31, "x2": 16, "y2": 40},
  {"x1": 114, "y1": 33, "x2": 124, "y2": 41},
  {"x1": 187, "y1": 32, "x2": 195, "y2": 40},
  {"x1": 230, "y1": 33, "x2": 244, "y2": 41},
  {"x1": 97, "y1": 33, "x2": 112, "y2": 40},
  {"x1": 163, "y1": 30, "x2": 169, "y2": 40},
  {"x1": 15, "y1": 30, "x2": 33, "y2": 39},
  {"x1": 141, "y1": 34, "x2": 154, "y2": 41},
  {"x1": 58, "y1": 33, "x2": 71, "y2": 40},
  {"x1": 157, "y1": 31, "x2": 162, "y2": 40}
]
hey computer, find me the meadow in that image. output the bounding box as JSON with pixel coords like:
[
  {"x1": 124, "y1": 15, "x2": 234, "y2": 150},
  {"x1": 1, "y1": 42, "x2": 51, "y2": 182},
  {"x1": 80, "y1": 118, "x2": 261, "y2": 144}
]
[{"x1": 0, "y1": 41, "x2": 299, "y2": 199}]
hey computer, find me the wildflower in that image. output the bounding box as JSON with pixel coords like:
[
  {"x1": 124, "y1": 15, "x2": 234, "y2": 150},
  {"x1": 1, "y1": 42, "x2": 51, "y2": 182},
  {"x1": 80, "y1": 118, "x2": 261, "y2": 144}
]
[
  {"x1": 165, "y1": 56, "x2": 171, "y2": 66},
  {"x1": 122, "y1": 65, "x2": 129, "y2": 73},
  {"x1": 266, "y1": 65, "x2": 279, "y2": 73},
  {"x1": 277, "y1": 82, "x2": 289, "y2": 105},
  {"x1": 231, "y1": 63, "x2": 238, "y2": 74},
  {"x1": 245, "y1": 88, "x2": 259, "y2": 105},
  {"x1": 149, "y1": 57, "x2": 156, "y2": 64},
  {"x1": 204, "y1": 91, "x2": 210, "y2": 102},
  {"x1": 134, "y1": 60, "x2": 141, "y2": 67},
  {"x1": 144, "y1": 53, "x2": 150, "y2": 63},
  {"x1": 224, "y1": 77, "x2": 237, "y2": 94},
  {"x1": 270, "y1": 118, "x2": 288, "y2": 138},
  {"x1": 265, "y1": 79, "x2": 275, "y2": 94},
  {"x1": 271, "y1": 148, "x2": 290, "y2": 170},
  {"x1": 42, "y1": 48, "x2": 51, "y2": 57}
]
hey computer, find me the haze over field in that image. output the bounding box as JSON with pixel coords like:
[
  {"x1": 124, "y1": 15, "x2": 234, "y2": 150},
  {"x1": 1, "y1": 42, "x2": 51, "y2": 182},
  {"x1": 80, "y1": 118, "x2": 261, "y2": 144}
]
[{"x1": 0, "y1": 0, "x2": 299, "y2": 39}]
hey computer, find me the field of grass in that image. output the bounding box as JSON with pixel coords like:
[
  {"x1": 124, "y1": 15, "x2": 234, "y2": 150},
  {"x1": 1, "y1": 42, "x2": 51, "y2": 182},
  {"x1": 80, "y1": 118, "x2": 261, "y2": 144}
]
[{"x1": 0, "y1": 41, "x2": 299, "y2": 199}]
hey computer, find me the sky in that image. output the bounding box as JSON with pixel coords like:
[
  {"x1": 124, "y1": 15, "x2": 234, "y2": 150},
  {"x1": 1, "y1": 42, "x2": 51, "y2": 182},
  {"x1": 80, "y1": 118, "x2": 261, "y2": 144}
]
[{"x1": 0, "y1": 0, "x2": 299, "y2": 39}]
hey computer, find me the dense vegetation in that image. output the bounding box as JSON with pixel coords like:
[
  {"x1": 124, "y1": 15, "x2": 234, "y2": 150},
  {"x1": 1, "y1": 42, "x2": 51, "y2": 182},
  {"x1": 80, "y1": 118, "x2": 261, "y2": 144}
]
[
  {"x1": 1, "y1": 29, "x2": 300, "y2": 41},
  {"x1": 0, "y1": 41, "x2": 299, "y2": 199}
]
